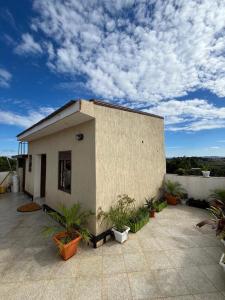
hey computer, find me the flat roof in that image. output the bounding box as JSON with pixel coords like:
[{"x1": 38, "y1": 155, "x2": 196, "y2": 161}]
[
  {"x1": 17, "y1": 99, "x2": 163, "y2": 138},
  {"x1": 17, "y1": 100, "x2": 77, "y2": 138}
]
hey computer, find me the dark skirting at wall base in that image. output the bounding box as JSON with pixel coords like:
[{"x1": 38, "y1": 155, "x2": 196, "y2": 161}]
[
  {"x1": 42, "y1": 204, "x2": 113, "y2": 248},
  {"x1": 24, "y1": 190, "x2": 33, "y2": 200}
]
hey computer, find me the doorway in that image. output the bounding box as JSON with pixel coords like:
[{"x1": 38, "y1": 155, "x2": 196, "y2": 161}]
[{"x1": 40, "y1": 154, "x2": 46, "y2": 198}]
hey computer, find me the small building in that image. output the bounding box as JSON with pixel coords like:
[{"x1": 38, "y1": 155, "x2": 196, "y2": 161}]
[{"x1": 17, "y1": 99, "x2": 166, "y2": 243}]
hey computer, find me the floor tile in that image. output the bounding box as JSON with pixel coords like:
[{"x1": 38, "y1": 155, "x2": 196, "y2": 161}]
[
  {"x1": 200, "y1": 264, "x2": 225, "y2": 291},
  {"x1": 144, "y1": 250, "x2": 173, "y2": 270},
  {"x1": 166, "y1": 249, "x2": 195, "y2": 268},
  {"x1": 102, "y1": 240, "x2": 123, "y2": 255},
  {"x1": 0, "y1": 280, "x2": 49, "y2": 300},
  {"x1": 152, "y1": 268, "x2": 189, "y2": 297},
  {"x1": 103, "y1": 273, "x2": 132, "y2": 300},
  {"x1": 124, "y1": 253, "x2": 148, "y2": 272},
  {"x1": 128, "y1": 271, "x2": 161, "y2": 299},
  {"x1": 43, "y1": 276, "x2": 102, "y2": 300},
  {"x1": 193, "y1": 292, "x2": 225, "y2": 300},
  {"x1": 103, "y1": 254, "x2": 126, "y2": 275},
  {"x1": 77, "y1": 255, "x2": 102, "y2": 277},
  {"x1": 178, "y1": 266, "x2": 217, "y2": 294},
  {"x1": 122, "y1": 238, "x2": 143, "y2": 254},
  {"x1": 139, "y1": 237, "x2": 162, "y2": 251}
]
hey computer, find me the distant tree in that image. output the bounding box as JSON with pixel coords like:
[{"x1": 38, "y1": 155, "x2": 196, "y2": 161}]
[{"x1": 0, "y1": 157, "x2": 16, "y2": 172}]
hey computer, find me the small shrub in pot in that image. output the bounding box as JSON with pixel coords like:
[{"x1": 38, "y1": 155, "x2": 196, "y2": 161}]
[
  {"x1": 144, "y1": 197, "x2": 156, "y2": 217},
  {"x1": 97, "y1": 194, "x2": 135, "y2": 243}
]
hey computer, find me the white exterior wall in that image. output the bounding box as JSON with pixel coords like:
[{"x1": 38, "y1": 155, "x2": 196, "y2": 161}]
[{"x1": 166, "y1": 174, "x2": 225, "y2": 200}]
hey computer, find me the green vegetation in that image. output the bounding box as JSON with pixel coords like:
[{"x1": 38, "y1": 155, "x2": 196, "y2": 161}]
[
  {"x1": 167, "y1": 156, "x2": 225, "y2": 177},
  {"x1": 98, "y1": 194, "x2": 135, "y2": 233},
  {"x1": 144, "y1": 197, "x2": 156, "y2": 212},
  {"x1": 154, "y1": 200, "x2": 167, "y2": 212},
  {"x1": 164, "y1": 180, "x2": 186, "y2": 197},
  {"x1": 0, "y1": 157, "x2": 16, "y2": 172},
  {"x1": 128, "y1": 206, "x2": 149, "y2": 233},
  {"x1": 42, "y1": 204, "x2": 93, "y2": 243}
]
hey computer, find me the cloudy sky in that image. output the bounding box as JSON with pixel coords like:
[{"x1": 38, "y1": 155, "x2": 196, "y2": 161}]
[{"x1": 1, "y1": 0, "x2": 225, "y2": 157}]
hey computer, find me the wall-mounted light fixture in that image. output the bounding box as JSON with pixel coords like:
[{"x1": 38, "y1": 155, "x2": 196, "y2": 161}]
[{"x1": 75, "y1": 133, "x2": 84, "y2": 141}]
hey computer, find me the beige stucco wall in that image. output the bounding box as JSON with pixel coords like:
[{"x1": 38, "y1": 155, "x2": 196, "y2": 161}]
[
  {"x1": 166, "y1": 174, "x2": 225, "y2": 200},
  {"x1": 25, "y1": 119, "x2": 97, "y2": 234},
  {"x1": 23, "y1": 100, "x2": 166, "y2": 236},
  {"x1": 94, "y1": 104, "x2": 166, "y2": 235}
]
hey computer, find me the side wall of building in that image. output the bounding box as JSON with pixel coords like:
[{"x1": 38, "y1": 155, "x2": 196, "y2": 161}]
[
  {"x1": 24, "y1": 120, "x2": 97, "y2": 234},
  {"x1": 94, "y1": 105, "x2": 166, "y2": 235}
]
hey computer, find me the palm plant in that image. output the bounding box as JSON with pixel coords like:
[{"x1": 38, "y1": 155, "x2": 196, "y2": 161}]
[
  {"x1": 42, "y1": 203, "x2": 93, "y2": 244},
  {"x1": 97, "y1": 194, "x2": 135, "y2": 233},
  {"x1": 164, "y1": 180, "x2": 186, "y2": 197},
  {"x1": 210, "y1": 189, "x2": 225, "y2": 208},
  {"x1": 208, "y1": 206, "x2": 225, "y2": 239},
  {"x1": 196, "y1": 192, "x2": 225, "y2": 240}
]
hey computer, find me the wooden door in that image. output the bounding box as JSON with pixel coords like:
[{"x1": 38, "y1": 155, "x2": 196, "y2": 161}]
[{"x1": 40, "y1": 154, "x2": 46, "y2": 198}]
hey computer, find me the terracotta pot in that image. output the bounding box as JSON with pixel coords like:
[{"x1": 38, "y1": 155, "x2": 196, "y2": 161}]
[
  {"x1": 53, "y1": 231, "x2": 81, "y2": 260},
  {"x1": 165, "y1": 193, "x2": 178, "y2": 205},
  {"x1": 149, "y1": 210, "x2": 155, "y2": 218}
]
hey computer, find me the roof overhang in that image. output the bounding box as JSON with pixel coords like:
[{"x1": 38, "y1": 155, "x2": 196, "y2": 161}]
[{"x1": 17, "y1": 100, "x2": 94, "y2": 142}]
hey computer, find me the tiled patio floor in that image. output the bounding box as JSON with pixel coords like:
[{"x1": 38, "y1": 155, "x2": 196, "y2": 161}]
[{"x1": 0, "y1": 193, "x2": 225, "y2": 300}]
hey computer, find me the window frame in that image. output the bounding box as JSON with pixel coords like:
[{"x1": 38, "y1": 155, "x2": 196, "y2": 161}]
[{"x1": 58, "y1": 151, "x2": 71, "y2": 194}]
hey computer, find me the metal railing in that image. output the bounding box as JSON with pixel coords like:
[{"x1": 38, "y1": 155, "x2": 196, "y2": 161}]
[{"x1": 18, "y1": 142, "x2": 28, "y2": 155}]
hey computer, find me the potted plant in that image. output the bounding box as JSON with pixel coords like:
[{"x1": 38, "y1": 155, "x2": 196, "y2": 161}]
[
  {"x1": 154, "y1": 198, "x2": 167, "y2": 212},
  {"x1": 202, "y1": 165, "x2": 210, "y2": 177},
  {"x1": 128, "y1": 206, "x2": 149, "y2": 233},
  {"x1": 145, "y1": 197, "x2": 156, "y2": 217},
  {"x1": 97, "y1": 194, "x2": 135, "y2": 243},
  {"x1": 42, "y1": 204, "x2": 93, "y2": 260},
  {"x1": 164, "y1": 180, "x2": 186, "y2": 205}
]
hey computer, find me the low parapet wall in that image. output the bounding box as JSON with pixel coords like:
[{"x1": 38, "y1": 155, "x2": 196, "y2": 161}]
[
  {"x1": 0, "y1": 172, "x2": 12, "y2": 188},
  {"x1": 165, "y1": 174, "x2": 225, "y2": 200}
]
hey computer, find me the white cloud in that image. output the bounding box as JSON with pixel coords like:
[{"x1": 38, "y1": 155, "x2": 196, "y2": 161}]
[
  {"x1": 0, "y1": 68, "x2": 12, "y2": 88},
  {"x1": 0, "y1": 106, "x2": 55, "y2": 128},
  {"x1": 30, "y1": 0, "x2": 225, "y2": 101},
  {"x1": 146, "y1": 98, "x2": 225, "y2": 131},
  {"x1": 15, "y1": 33, "x2": 42, "y2": 55}
]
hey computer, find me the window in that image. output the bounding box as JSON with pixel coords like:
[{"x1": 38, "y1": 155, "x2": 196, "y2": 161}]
[
  {"x1": 28, "y1": 155, "x2": 32, "y2": 172},
  {"x1": 58, "y1": 151, "x2": 71, "y2": 193}
]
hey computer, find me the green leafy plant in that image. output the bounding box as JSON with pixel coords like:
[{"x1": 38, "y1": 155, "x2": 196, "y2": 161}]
[
  {"x1": 128, "y1": 206, "x2": 149, "y2": 233},
  {"x1": 42, "y1": 204, "x2": 93, "y2": 243},
  {"x1": 97, "y1": 194, "x2": 135, "y2": 233},
  {"x1": 197, "y1": 192, "x2": 225, "y2": 240},
  {"x1": 164, "y1": 180, "x2": 186, "y2": 197},
  {"x1": 129, "y1": 206, "x2": 148, "y2": 223},
  {"x1": 207, "y1": 206, "x2": 225, "y2": 239},
  {"x1": 202, "y1": 164, "x2": 210, "y2": 171},
  {"x1": 210, "y1": 189, "x2": 225, "y2": 207},
  {"x1": 144, "y1": 197, "x2": 156, "y2": 211}
]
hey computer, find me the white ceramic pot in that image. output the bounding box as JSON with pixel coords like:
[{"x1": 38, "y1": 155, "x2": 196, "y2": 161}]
[
  {"x1": 219, "y1": 253, "x2": 225, "y2": 272},
  {"x1": 202, "y1": 171, "x2": 210, "y2": 178},
  {"x1": 112, "y1": 226, "x2": 130, "y2": 243},
  {"x1": 181, "y1": 199, "x2": 186, "y2": 205}
]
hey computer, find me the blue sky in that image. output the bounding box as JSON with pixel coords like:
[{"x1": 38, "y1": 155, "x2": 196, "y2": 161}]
[{"x1": 1, "y1": 0, "x2": 225, "y2": 157}]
